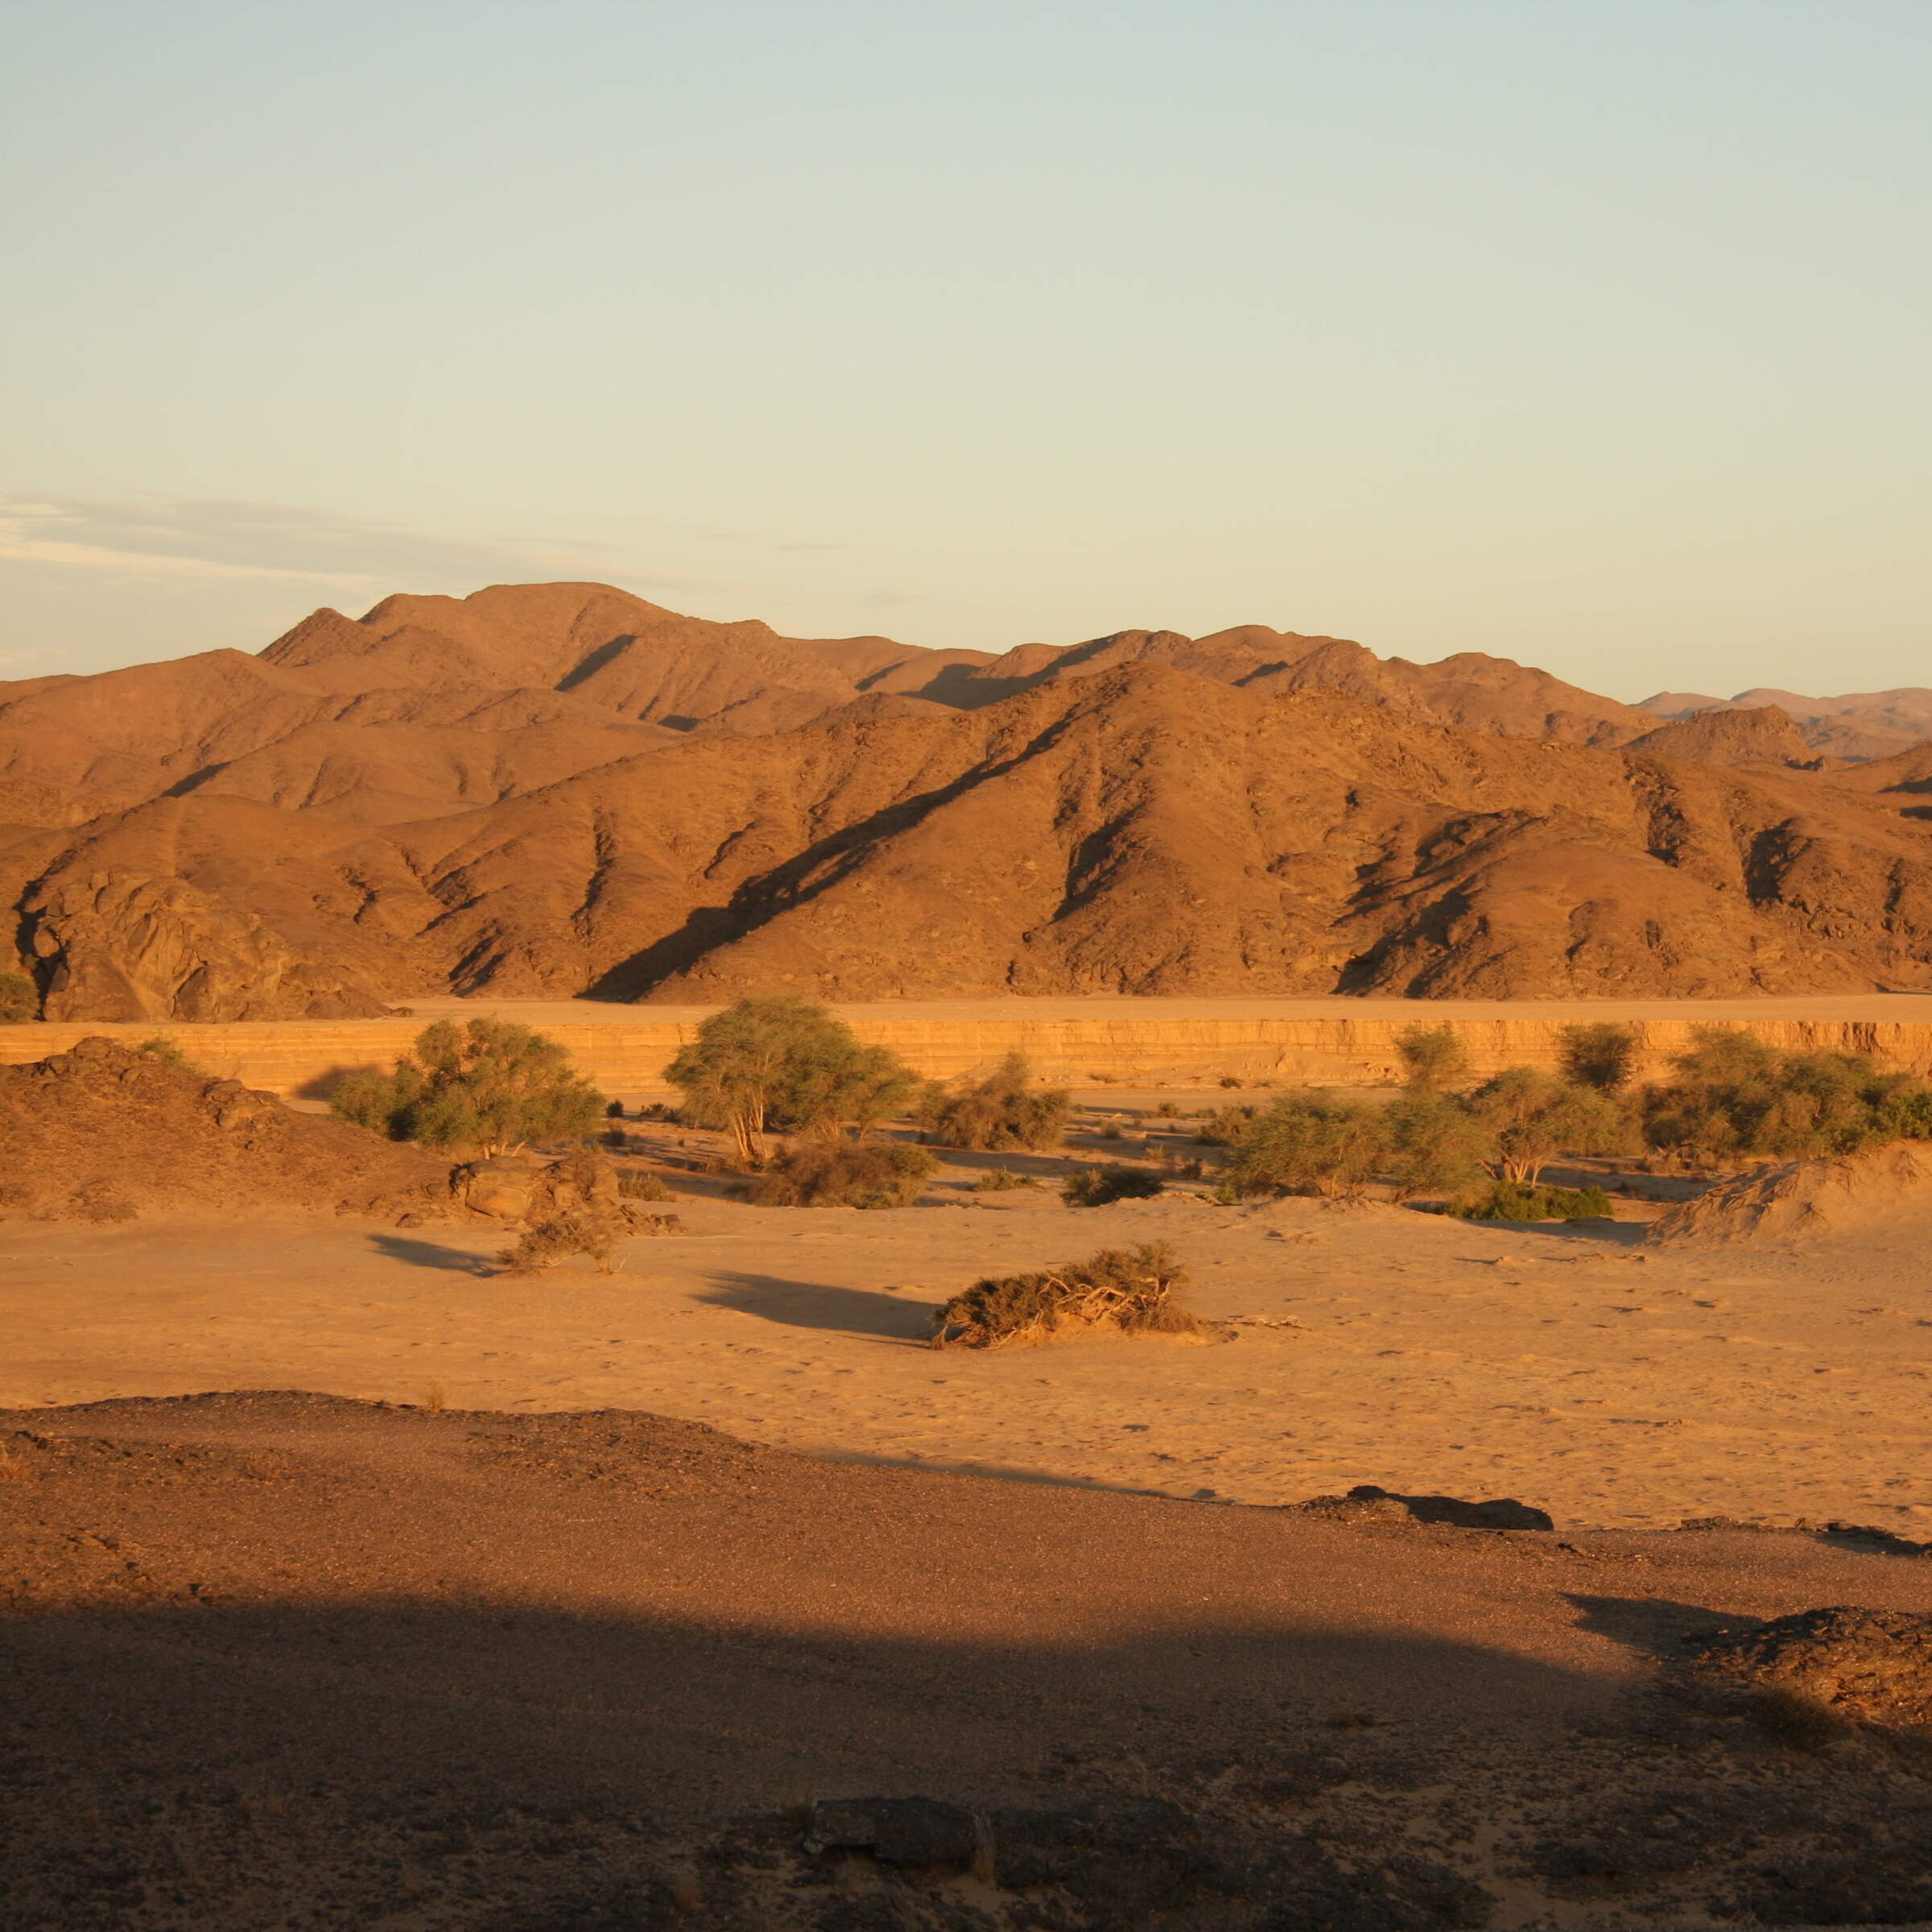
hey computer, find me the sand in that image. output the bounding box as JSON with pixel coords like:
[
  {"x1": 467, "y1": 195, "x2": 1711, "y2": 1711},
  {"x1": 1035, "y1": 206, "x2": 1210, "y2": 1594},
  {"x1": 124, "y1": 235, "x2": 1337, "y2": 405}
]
[{"x1": 6, "y1": 1167, "x2": 1929, "y2": 1533}]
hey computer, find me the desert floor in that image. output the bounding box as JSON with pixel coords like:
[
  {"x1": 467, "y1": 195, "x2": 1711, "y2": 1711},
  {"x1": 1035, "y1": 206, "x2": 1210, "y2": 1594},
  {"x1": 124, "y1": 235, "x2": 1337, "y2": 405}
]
[
  {"x1": 6, "y1": 1113, "x2": 1930, "y2": 1534},
  {"x1": 10, "y1": 1105, "x2": 1932, "y2": 1929}
]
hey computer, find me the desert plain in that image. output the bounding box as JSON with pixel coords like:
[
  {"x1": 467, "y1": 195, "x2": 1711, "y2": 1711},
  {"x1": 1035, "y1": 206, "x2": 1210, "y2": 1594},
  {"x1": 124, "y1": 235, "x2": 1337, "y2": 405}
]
[{"x1": 7, "y1": 997, "x2": 1932, "y2": 1932}]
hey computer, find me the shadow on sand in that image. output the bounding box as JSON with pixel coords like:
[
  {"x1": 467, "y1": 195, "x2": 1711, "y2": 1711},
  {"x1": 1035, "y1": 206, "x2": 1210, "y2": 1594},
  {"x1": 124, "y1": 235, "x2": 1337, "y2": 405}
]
[
  {"x1": 367, "y1": 1232, "x2": 496, "y2": 1274},
  {"x1": 696, "y1": 1269, "x2": 935, "y2": 1343}
]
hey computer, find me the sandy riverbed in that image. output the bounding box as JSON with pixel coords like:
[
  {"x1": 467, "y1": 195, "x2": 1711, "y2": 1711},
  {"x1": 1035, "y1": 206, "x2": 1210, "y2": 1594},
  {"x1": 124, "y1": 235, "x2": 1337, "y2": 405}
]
[{"x1": 8, "y1": 1175, "x2": 1928, "y2": 1531}]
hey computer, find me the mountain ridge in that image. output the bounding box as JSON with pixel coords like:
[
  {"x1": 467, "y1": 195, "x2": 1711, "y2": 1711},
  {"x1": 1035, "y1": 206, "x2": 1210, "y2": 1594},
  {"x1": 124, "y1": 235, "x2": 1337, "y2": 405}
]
[{"x1": 6, "y1": 583, "x2": 1931, "y2": 1021}]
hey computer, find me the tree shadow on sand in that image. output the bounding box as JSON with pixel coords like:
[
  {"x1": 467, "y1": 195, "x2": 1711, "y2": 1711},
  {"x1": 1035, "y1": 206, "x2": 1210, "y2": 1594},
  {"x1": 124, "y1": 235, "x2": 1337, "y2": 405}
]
[
  {"x1": 697, "y1": 1270, "x2": 936, "y2": 1344},
  {"x1": 368, "y1": 1232, "x2": 497, "y2": 1274}
]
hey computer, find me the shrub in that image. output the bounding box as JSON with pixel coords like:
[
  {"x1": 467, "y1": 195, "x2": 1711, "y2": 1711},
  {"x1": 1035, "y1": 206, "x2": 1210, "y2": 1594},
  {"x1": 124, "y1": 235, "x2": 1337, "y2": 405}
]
[
  {"x1": 1558, "y1": 1022, "x2": 1641, "y2": 1092},
  {"x1": 667, "y1": 995, "x2": 918, "y2": 1164},
  {"x1": 1219, "y1": 1094, "x2": 1386, "y2": 1199},
  {"x1": 495, "y1": 1212, "x2": 625, "y2": 1274},
  {"x1": 920, "y1": 1053, "x2": 1071, "y2": 1152},
  {"x1": 1395, "y1": 1023, "x2": 1468, "y2": 1094},
  {"x1": 332, "y1": 1018, "x2": 605, "y2": 1154},
  {"x1": 1193, "y1": 1104, "x2": 1259, "y2": 1146},
  {"x1": 972, "y1": 1167, "x2": 1041, "y2": 1191},
  {"x1": 1062, "y1": 1165, "x2": 1166, "y2": 1207},
  {"x1": 744, "y1": 1141, "x2": 937, "y2": 1208},
  {"x1": 931, "y1": 1241, "x2": 1200, "y2": 1348},
  {"x1": 1456, "y1": 1181, "x2": 1613, "y2": 1222},
  {"x1": 0, "y1": 971, "x2": 35, "y2": 1024},
  {"x1": 1641, "y1": 1028, "x2": 1932, "y2": 1162},
  {"x1": 1155, "y1": 1101, "x2": 1181, "y2": 1118},
  {"x1": 617, "y1": 1169, "x2": 675, "y2": 1201},
  {"x1": 137, "y1": 1034, "x2": 191, "y2": 1066},
  {"x1": 1218, "y1": 1075, "x2": 1244, "y2": 1088}
]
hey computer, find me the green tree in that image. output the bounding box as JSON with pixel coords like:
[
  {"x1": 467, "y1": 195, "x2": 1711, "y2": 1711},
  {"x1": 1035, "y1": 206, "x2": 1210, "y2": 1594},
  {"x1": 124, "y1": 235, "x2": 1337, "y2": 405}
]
[
  {"x1": 1467, "y1": 1067, "x2": 1634, "y2": 1186},
  {"x1": 0, "y1": 971, "x2": 37, "y2": 1023},
  {"x1": 664, "y1": 994, "x2": 918, "y2": 1165},
  {"x1": 1558, "y1": 1022, "x2": 1641, "y2": 1092},
  {"x1": 919, "y1": 1051, "x2": 1071, "y2": 1151},
  {"x1": 1394, "y1": 1023, "x2": 1468, "y2": 1094},
  {"x1": 331, "y1": 1018, "x2": 605, "y2": 1154},
  {"x1": 1382, "y1": 1091, "x2": 1496, "y2": 1196},
  {"x1": 1641, "y1": 1027, "x2": 1932, "y2": 1162}
]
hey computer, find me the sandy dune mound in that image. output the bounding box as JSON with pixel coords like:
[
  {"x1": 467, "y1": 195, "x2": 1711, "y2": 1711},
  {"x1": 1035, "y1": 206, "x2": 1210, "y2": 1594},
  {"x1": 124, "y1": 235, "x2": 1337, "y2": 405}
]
[
  {"x1": 0, "y1": 1036, "x2": 452, "y2": 1220},
  {"x1": 1647, "y1": 1138, "x2": 1932, "y2": 1245}
]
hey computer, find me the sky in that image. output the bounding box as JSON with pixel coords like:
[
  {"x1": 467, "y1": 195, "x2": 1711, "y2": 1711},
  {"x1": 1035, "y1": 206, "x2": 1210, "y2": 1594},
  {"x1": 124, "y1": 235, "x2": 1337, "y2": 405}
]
[{"x1": 2, "y1": 0, "x2": 1927, "y2": 700}]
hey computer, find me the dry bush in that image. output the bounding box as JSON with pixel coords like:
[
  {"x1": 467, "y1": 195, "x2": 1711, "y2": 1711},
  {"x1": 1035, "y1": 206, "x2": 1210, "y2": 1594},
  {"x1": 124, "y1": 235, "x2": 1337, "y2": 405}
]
[
  {"x1": 1062, "y1": 1165, "x2": 1165, "y2": 1207},
  {"x1": 972, "y1": 1166, "x2": 1041, "y2": 1192},
  {"x1": 494, "y1": 1212, "x2": 625, "y2": 1275},
  {"x1": 745, "y1": 1141, "x2": 937, "y2": 1208},
  {"x1": 920, "y1": 1053, "x2": 1071, "y2": 1151},
  {"x1": 617, "y1": 1169, "x2": 675, "y2": 1201},
  {"x1": 931, "y1": 1241, "x2": 1201, "y2": 1349}
]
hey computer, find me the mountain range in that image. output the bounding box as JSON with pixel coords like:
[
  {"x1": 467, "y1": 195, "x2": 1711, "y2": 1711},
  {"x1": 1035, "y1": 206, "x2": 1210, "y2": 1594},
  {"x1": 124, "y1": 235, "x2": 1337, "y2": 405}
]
[{"x1": 5, "y1": 582, "x2": 1932, "y2": 1020}]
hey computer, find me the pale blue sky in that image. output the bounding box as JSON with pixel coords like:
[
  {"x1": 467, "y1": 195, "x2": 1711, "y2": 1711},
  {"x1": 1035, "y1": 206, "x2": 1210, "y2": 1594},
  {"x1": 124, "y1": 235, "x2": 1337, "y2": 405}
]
[{"x1": 3, "y1": 1, "x2": 1926, "y2": 698}]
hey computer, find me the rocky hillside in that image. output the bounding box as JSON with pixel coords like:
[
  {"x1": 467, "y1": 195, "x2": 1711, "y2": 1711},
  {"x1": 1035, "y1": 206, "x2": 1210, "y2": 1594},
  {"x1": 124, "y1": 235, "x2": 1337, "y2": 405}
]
[{"x1": 5, "y1": 583, "x2": 1931, "y2": 1018}]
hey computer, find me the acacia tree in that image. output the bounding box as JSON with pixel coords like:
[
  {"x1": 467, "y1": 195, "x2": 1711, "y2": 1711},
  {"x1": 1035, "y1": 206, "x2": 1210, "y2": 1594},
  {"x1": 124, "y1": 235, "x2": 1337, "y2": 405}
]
[
  {"x1": 1467, "y1": 1067, "x2": 1633, "y2": 1186},
  {"x1": 665, "y1": 994, "x2": 919, "y2": 1165},
  {"x1": 331, "y1": 1018, "x2": 605, "y2": 1154}
]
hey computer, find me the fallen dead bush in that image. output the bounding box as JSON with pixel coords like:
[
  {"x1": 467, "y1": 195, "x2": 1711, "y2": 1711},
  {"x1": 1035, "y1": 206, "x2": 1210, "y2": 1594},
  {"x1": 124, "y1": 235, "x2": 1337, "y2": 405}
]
[
  {"x1": 493, "y1": 1204, "x2": 679, "y2": 1275},
  {"x1": 930, "y1": 1241, "x2": 1203, "y2": 1349}
]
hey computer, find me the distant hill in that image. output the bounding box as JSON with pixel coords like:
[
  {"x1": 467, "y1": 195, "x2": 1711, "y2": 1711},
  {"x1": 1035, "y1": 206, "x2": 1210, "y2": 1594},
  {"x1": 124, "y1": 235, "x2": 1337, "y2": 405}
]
[
  {"x1": 1638, "y1": 684, "x2": 1932, "y2": 762},
  {"x1": 5, "y1": 583, "x2": 1931, "y2": 1019}
]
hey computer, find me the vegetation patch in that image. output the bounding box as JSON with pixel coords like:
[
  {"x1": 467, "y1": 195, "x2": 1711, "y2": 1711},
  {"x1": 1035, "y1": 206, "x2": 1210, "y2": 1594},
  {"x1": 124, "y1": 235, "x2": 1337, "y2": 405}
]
[
  {"x1": 931, "y1": 1241, "x2": 1202, "y2": 1348},
  {"x1": 919, "y1": 1052, "x2": 1071, "y2": 1151},
  {"x1": 744, "y1": 1141, "x2": 937, "y2": 1208},
  {"x1": 667, "y1": 995, "x2": 917, "y2": 1165},
  {"x1": 1062, "y1": 1165, "x2": 1165, "y2": 1207},
  {"x1": 1455, "y1": 1180, "x2": 1613, "y2": 1222},
  {"x1": 0, "y1": 970, "x2": 37, "y2": 1024},
  {"x1": 332, "y1": 1018, "x2": 605, "y2": 1154},
  {"x1": 495, "y1": 1212, "x2": 626, "y2": 1275},
  {"x1": 1641, "y1": 1028, "x2": 1932, "y2": 1162},
  {"x1": 972, "y1": 1166, "x2": 1041, "y2": 1191}
]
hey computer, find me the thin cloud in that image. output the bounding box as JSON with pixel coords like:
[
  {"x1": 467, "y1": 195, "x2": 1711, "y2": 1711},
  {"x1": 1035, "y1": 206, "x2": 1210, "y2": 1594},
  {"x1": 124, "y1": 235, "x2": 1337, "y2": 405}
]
[{"x1": 0, "y1": 495, "x2": 714, "y2": 594}]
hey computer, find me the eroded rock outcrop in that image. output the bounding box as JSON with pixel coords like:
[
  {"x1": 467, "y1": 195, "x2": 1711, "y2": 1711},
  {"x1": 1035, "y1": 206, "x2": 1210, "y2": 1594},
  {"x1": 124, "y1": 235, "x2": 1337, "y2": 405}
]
[{"x1": 27, "y1": 870, "x2": 388, "y2": 1022}]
